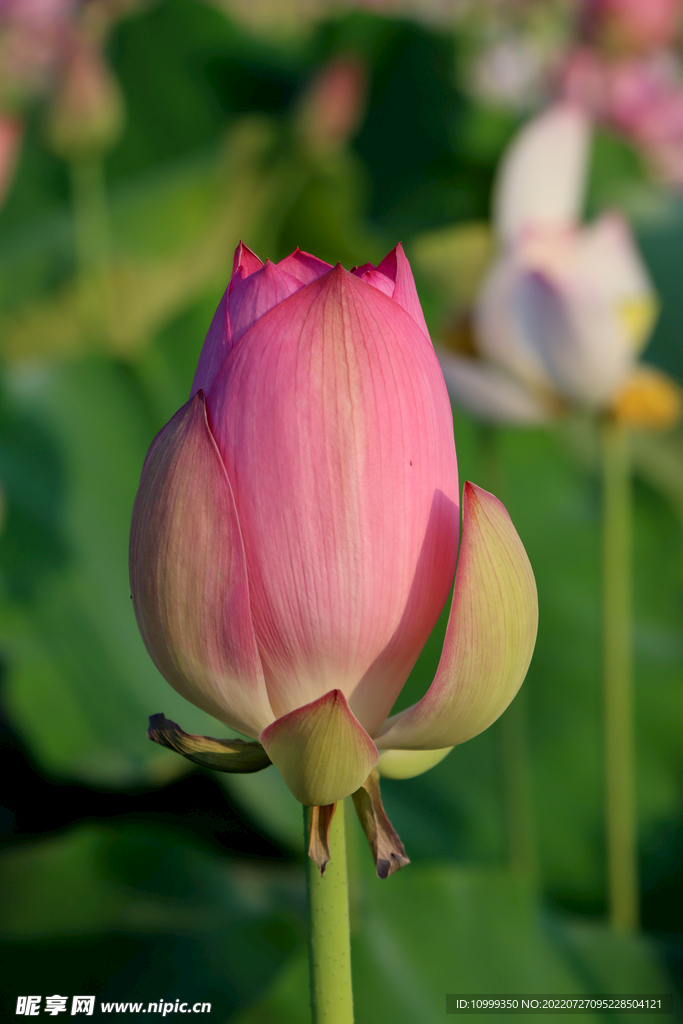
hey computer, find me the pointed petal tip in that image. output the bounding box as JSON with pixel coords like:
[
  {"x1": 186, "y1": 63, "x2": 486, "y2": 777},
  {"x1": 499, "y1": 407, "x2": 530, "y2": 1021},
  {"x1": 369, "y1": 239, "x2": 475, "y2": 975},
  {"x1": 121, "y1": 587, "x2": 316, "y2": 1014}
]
[{"x1": 463, "y1": 479, "x2": 503, "y2": 511}]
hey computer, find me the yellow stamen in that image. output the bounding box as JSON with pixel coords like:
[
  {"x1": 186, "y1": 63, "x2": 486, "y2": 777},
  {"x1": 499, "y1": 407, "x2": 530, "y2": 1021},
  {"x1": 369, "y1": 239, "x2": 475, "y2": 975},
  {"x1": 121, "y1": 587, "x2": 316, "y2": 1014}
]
[{"x1": 612, "y1": 367, "x2": 683, "y2": 429}]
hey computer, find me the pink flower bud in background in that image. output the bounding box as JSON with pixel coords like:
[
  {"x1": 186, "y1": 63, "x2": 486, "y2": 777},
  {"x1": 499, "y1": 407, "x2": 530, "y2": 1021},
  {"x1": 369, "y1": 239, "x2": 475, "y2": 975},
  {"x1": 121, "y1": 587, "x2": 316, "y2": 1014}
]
[
  {"x1": 295, "y1": 54, "x2": 367, "y2": 155},
  {"x1": 559, "y1": 49, "x2": 683, "y2": 185},
  {"x1": 130, "y1": 242, "x2": 537, "y2": 810},
  {"x1": 580, "y1": 0, "x2": 681, "y2": 54},
  {"x1": 0, "y1": 114, "x2": 22, "y2": 209},
  {"x1": 0, "y1": 0, "x2": 76, "y2": 108},
  {"x1": 45, "y1": 27, "x2": 124, "y2": 159}
]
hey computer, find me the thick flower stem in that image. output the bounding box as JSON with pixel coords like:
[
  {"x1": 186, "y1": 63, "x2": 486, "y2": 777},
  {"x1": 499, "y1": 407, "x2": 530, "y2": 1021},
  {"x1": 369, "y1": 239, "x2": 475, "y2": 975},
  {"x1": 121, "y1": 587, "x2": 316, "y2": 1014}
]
[
  {"x1": 304, "y1": 804, "x2": 354, "y2": 1024},
  {"x1": 600, "y1": 416, "x2": 638, "y2": 933}
]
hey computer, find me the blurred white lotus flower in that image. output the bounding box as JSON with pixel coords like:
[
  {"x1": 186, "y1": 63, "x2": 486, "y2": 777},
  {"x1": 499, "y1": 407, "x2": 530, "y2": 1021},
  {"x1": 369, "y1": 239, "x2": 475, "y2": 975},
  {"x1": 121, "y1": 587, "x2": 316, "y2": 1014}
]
[{"x1": 440, "y1": 103, "x2": 682, "y2": 428}]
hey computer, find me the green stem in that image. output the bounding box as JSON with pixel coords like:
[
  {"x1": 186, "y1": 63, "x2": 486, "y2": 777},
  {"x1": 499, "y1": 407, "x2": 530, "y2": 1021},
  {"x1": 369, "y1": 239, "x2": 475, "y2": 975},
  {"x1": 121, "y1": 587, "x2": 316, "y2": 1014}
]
[
  {"x1": 305, "y1": 804, "x2": 354, "y2": 1024},
  {"x1": 600, "y1": 417, "x2": 638, "y2": 933},
  {"x1": 69, "y1": 154, "x2": 112, "y2": 346}
]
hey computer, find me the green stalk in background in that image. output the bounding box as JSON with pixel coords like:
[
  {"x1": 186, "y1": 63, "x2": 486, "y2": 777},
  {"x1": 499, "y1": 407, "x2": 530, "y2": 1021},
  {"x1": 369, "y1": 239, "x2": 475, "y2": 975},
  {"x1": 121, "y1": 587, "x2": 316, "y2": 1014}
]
[
  {"x1": 305, "y1": 805, "x2": 355, "y2": 1024},
  {"x1": 477, "y1": 424, "x2": 538, "y2": 880},
  {"x1": 600, "y1": 417, "x2": 638, "y2": 933},
  {"x1": 70, "y1": 154, "x2": 113, "y2": 346},
  {"x1": 45, "y1": 24, "x2": 124, "y2": 348}
]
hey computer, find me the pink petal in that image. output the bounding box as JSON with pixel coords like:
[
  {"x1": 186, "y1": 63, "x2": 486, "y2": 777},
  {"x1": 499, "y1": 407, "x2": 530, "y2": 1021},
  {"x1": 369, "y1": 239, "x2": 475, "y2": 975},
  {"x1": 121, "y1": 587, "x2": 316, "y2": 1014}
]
[
  {"x1": 353, "y1": 266, "x2": 395, "y2": 298},
  {"x1": 0, "y1": 116, "x2": 23, "y2": 209},
  {"x1": 277, "y1": 247, "x2": 333, "y2": 285},
  {"x1": 129, "y1": 391, "x2": 274, "y2": 738},
  {"x1": 375, "y1": 483, "x2": 538, "y2": 750},
  {"x1": 191, "y1": 287, "x2": 231, "y2": 396},
  {"x1": 208, "y1": 265, "x2": 459, "y2": 738},
  {"x1": 230, "y1": 241, "x2": 263, "y2": 291},
  {"x1": 376, "y1": 242, "x2": 431, "y2": 338},
  {"x1": 259, "y1": 688, "x2": 378, "y2": 805},
  {"x1": 228, "y1": 259, "x2": 304, "y2": 345}
]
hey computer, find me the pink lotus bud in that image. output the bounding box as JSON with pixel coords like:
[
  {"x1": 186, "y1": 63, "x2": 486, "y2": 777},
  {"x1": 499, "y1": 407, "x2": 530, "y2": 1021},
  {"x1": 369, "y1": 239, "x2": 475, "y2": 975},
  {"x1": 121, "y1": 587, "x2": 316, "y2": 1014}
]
[
  {"x1": 296, "y1": 55, "x2": 367, "y2": 155},
  {"x1": 45, "y1": 29, "x2": 124, "y2": 159},
  {"x1": 131, "y1": 243, "x2": 537, "y2": 816},
  {"x1": 0, "y1": 115, "x2": 22, "y2": 209}
]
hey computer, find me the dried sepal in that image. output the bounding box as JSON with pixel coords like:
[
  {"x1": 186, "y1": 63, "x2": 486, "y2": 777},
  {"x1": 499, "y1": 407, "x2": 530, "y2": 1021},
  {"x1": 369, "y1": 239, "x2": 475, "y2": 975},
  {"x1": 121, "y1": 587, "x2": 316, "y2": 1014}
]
[
  {"x1": 307, "y1": 803, "x2": 337, "y2": 875},
  {"x1": 148, "y1": 713, "x2": 271, "y2": 773},
  {"x1": 351, "y1": 768, "x2": 410, "y2": 879}
]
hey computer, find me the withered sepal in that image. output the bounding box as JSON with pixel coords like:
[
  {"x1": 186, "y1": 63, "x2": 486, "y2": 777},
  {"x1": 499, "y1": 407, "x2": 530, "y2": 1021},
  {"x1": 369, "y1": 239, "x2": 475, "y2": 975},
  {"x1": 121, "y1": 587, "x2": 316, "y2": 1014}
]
[
  {"x1": 352, "y1": 768, "x2": 410, "y2": 878},
  {"x1": 148, "y1": 713, "x2": 272, "y2": 773}
]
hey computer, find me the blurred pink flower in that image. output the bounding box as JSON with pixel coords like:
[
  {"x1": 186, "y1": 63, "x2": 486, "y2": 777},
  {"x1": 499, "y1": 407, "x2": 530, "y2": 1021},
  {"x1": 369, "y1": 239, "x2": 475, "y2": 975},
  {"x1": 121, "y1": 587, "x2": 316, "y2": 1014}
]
[
  {"x1": 0, "y1": 114, "x2": 22, "y2": 207},
  {"x1": 560, "y1": 47, "x2": 683, "y2": 184},
  {"x1": 296, "y1": 55, "x2": 367, "y2": 154},
  {"x1": 130, "y1": 241, "x2": 537, "y2": 809},
  {"x1": 0, "y1": 0, "x2": 76, "y2": 108},
  {"x1": 580, "y1": 0, "x2": 681, "y2": 54}
]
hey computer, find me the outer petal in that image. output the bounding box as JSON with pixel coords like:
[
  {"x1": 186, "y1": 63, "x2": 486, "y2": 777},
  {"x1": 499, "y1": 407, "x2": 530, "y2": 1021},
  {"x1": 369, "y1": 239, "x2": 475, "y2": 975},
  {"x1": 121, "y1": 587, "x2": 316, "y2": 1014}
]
[
  {"x1": 208, "y1": 265, "x2": 459, "y2": 737},
  {"x1": 495, "y1": 104, "x2": 590, "y2": 245},
  {"x1": 375, "y1": 483, "x2": 537, "y2": 750},
  {"x1": 514, "y1": 268, "x2": 632, "y2": 407},
  {"x1": 438, "y1": 351, "x2": 552, "y2": 424},
  {"x1": 277, "y1": 247, "x2": 333, "y2": 284},
  {"x1": 228, "y1": 259, "x2": 304, "y2": 344},
  {"x1": 259, "y1": 689, "x2": 378, "y2": 806},
  {"x1": 191, "y1": 287, "x2": 231, "y2": 396},
  {"x1": 377, "y1": 746, "x2": 453, "y2": 779},
  {"x1": 191, "y1": 242, "x2": 265, "y2": 395},
  {"x1": 129, "y1": 391, "x2": 274, "y2": 738}
]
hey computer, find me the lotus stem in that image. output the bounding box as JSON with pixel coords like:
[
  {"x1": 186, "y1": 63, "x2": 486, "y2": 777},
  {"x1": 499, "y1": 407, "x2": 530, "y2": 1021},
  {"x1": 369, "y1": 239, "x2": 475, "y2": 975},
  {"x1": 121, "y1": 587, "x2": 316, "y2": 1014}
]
[
  {"x1": 69, "y1": 154, "x2": 112, "y2": 345},
  {"x1": 305, "y1": 803, "x2": 354, "y2": 1024},
  {"x1": 600, "y1": 416, "x2": 638, "y2": 932}
]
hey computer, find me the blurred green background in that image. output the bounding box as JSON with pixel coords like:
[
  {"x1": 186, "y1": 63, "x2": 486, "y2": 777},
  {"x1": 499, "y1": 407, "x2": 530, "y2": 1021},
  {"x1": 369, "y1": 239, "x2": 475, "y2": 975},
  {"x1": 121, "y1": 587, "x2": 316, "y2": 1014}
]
[{"x1": 1, "y1": 1, "x2": 683, "y2": 1021}]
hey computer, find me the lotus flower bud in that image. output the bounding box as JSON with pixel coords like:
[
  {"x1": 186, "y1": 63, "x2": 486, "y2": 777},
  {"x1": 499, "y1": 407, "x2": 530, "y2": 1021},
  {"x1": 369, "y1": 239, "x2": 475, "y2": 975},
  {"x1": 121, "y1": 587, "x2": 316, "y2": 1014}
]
[
  {"x1": 295, "y1": 55, "x2": 367, "y2": 156},
  {"x1": 45, "y1": 29, "x2": 124, "y2": 160},
  {"x1": 130, "y1": 242, "x2": 538, "y2": 874},
  {"x1": 0, "y1": 115, "x2": 22, "y2": 209}
]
